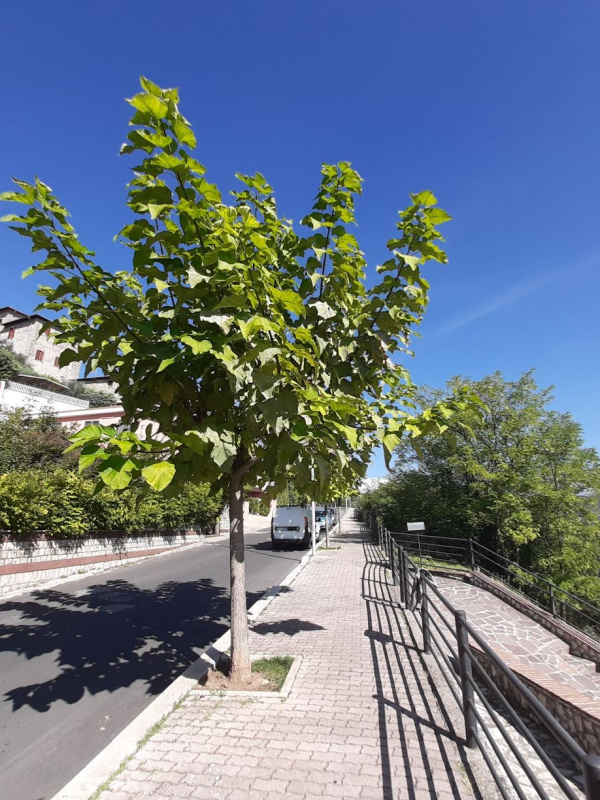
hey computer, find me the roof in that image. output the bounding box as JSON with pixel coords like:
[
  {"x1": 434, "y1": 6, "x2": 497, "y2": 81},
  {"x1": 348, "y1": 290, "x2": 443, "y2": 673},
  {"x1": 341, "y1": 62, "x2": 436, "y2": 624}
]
[
  {"x1": 0, "y1": 306, "x2": 27, "y2": 320},
  {"x1": 14, "y1": 373, "x2": 71, "y2": 395},
  {"x1": 1, "y1": 313, "x2": 53, "y2": 330},
  {"x1": 77, "y1": 376, "x2": 115, "y2": 385}
]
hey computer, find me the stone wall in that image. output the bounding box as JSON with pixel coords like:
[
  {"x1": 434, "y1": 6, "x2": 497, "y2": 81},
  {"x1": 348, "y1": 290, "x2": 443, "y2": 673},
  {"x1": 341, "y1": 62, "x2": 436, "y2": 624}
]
[
  {"x1": 0, "y1": 529, "x2": 209, "y2": 599},
  {"x1": 472, "y1": 647, "x2": 600, "y2": 755},
  {"x1": 0, "y1": 318, "x2": 80, "y2": 382}
]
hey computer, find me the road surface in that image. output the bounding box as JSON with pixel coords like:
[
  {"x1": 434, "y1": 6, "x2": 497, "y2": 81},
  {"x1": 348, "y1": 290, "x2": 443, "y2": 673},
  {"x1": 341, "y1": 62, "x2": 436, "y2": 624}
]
[{"x1": 0, "y1": 526, "x2": 306, "y2": 800}]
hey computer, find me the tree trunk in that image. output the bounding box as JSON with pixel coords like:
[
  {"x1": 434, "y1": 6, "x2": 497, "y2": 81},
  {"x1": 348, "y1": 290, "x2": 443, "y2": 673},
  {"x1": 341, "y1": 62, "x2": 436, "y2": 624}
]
[{"x1": 229, "y1": 470, "x2": 251, "y2": 683}]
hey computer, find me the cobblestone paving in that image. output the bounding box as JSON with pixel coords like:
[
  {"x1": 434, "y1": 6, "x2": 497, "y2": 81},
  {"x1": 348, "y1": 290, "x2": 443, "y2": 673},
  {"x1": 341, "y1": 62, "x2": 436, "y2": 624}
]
[
  {"x1": 435, "y1": 578, "x2": 600, "y2": 701},
  {"x1": 99, "y1": 518, "x2": 491, "y2": 800}
]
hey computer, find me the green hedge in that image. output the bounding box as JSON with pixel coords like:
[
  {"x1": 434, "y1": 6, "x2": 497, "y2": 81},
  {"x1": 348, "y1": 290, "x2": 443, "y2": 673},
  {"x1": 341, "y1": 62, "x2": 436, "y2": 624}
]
[
  {"x1": 248, "y1": 497, "x2": 270, "y2": 516},
  {"x1": 0, "y1": 468, "x2": 223, "y2": 538}
]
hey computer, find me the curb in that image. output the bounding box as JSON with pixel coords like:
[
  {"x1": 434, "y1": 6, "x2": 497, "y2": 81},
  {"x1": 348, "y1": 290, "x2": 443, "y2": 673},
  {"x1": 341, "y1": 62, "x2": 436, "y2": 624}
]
[{"x1": 50, "y1": 532, "x2": 328, "y2": 800}]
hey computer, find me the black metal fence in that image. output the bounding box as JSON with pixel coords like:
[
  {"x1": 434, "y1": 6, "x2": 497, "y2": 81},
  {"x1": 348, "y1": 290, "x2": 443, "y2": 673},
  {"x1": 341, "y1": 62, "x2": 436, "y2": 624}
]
[
  {"x1": 369, "y1": 516, "x2": 600, "y2": 800},
  {"x1": 387, "y1": 528, "x2": 600, "y2": 641}
]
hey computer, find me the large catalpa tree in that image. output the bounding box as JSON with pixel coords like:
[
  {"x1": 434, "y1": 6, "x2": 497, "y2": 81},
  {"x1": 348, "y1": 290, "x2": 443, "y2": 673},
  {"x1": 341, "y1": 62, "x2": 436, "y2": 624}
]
[{"x1": 1, "y1": 78, "x2": 467, "y2": 681}]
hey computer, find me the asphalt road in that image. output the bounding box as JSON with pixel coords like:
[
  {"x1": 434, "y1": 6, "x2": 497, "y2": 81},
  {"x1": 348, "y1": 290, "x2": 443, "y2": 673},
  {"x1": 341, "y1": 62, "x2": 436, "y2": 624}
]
[{"x1": 0, "y1": 526, "x2": 307, "y2": 800}]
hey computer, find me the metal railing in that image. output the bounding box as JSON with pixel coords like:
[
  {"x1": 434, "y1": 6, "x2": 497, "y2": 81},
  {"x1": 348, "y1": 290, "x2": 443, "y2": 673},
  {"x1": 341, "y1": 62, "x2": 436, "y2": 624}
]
[
  {"x1": 387, "y1": 528, "x2": 600, "y2": 641},
  {"x1": 370, "y1": 516, "x2": 600, "y2": 800}
]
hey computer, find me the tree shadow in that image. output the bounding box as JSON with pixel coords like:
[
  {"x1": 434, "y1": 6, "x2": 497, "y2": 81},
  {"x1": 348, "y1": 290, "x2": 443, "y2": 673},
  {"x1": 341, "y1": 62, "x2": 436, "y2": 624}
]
[
  {"x1": 0, "y1": 576, "x2": 264, "y2": 713},
  {"x1": 251, "y1": 618, "x2": 325, "y2": 637}
]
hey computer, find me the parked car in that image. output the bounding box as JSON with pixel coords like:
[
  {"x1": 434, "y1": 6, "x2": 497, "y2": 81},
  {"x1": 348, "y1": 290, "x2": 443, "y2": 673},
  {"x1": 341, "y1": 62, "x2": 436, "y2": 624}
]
[{"x1": 271, "y1": 505, "x2": 320, "y2": 550}]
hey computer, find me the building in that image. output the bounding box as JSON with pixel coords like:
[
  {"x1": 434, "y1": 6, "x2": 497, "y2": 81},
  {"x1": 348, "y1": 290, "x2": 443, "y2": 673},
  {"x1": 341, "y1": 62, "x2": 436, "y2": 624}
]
[
  {"x1": 0, "y1": 306, "x2": 80, "y2": 383},
  {"x1": 0, "y1": 375, "x2": 91, "y2": 414}
]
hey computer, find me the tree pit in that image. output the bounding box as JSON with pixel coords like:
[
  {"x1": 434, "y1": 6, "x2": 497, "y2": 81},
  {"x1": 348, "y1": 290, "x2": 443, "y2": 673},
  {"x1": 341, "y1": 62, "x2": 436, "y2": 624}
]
[{"x1": 199, "y1": 655, "x2": 294, "y2": 692}]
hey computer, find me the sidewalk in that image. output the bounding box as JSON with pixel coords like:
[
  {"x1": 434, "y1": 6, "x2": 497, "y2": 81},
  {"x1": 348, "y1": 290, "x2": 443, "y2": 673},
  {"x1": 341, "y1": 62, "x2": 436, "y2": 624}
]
[{"x1": 99, "y1": 516, "x2": 490, "y2": 800}]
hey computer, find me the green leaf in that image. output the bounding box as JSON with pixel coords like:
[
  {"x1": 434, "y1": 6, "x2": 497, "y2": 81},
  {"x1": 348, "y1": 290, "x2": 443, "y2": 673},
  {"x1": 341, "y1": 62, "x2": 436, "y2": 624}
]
[
  {"x1": 98, "y1": 456, "x2": 135, "y2": 489},
  {"x1": 411, "y1": 190, "x2": 437, "y2": 205},
  {"x1": 142, "y1": 461, "x2": 176, "y2": 491},
  {"x1": 70, "y1": 424, "x2": 104, "y2": 444},
  {"x1": 78, "y1": 444, "x2": 105, "y2": 472},
  {"x1": 187, "y1": 267, "x2": 208, "y2": 287},
  {"x1": 128, "y1": 92, "x2": 168, "y2": 119},
  {"x1": 172, "y1": 117, "x2": 197, "y2": 148},
  {"x1": 181, "y1": 335, "x2": 211, "y2": 355},
  {"x1": 272, "y1": 288, "x2": 304, "y2": 316}
]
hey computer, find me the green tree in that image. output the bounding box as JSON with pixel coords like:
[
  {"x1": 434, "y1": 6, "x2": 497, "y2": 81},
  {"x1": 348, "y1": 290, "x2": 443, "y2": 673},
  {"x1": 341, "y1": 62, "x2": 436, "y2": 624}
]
[
  {"x1": 66, "y1": 381, "x2": 118, "y2": 407},
  {"x1": 0, "y1": 342, "x2": 35, "y2": 380},
  {"x1": 0, "y1": 407, "x2": 75, "y2": 473},
  {"x1": 2, "y1": 78, "x2": 464, "y2": 681},
  {"x1": 362, "y1": 370, "x2": 600, "y2": 598}
]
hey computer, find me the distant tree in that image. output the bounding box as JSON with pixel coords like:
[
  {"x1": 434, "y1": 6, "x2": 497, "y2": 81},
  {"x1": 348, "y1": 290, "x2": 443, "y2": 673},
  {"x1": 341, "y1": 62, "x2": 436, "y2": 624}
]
[
  {"x1": 361, "y1": 371, "x2": 600, "y2": 597},
  {"x1": 66, "y1": 381, "x2": 118, "y2": 407},
  {"x1": 0, "y1": 407, "x2": 75, "y2": 474},
  {"x1": 0, "y1": 342, "x2": 34, "y2": 380},
  {"x1": 2, "y1": 78, "x2": 466, "y2": 682}
]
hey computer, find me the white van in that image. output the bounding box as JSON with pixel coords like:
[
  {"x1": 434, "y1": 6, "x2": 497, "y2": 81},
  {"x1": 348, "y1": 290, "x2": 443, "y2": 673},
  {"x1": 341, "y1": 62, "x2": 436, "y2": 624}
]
[{"x1": 271, "y1": 506, "x2": 319, "y2": 550}]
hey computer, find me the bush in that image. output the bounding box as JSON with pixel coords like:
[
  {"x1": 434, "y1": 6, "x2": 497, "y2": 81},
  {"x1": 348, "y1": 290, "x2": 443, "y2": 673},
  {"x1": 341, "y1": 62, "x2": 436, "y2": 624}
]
[
  {"x1": 248, "y1": 497, "x2": 270, "y2": 516},
  {"x1": 0, "y1": 469, "x2": 98, "y2": 536},
  {"x1": 66, "y1": 381, "x2": 118, "y2": 407},
  {"x1": 0, "y1": 407, "x2": 76, "y2": 474},
  {"x1": 0, "y1": 343, "x2": 34, "y2": 380},
  {"x1": 0, "y1": 467, "x2": 223, "y2": 538}
]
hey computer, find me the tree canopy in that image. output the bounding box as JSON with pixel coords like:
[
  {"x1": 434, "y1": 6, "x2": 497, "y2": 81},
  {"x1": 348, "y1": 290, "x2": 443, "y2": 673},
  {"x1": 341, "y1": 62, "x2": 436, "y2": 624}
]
[
  {"x1": 1, "y1": 77, "x2": 465, "y2": 498},
  {"x1": 2, "y1": 77, "x2": 467, "y2": 680},
  {"x1": 360, "y1": 371, "x2": 600, "y2": 599}
]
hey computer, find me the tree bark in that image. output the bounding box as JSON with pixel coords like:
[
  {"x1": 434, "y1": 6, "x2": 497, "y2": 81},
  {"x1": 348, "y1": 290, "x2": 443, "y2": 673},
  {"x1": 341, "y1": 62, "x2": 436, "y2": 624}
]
[{"x1": 229, "y1": 470, "x2": 251, "y2": 683}]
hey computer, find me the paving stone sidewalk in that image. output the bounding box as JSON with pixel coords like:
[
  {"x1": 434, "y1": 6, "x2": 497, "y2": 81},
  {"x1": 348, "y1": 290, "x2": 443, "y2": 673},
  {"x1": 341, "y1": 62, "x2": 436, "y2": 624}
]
[
  {"x1": 100, "y1": 517, "x2": 489, "y2": 800},
  {"x1": 435, "y1": 578, "x2": 600, "y2": 702}
]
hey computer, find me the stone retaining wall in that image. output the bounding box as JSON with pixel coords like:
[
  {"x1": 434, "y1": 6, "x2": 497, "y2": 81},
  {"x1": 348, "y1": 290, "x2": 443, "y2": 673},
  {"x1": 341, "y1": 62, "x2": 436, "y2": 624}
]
[
  {"x1": 473, "y1": 648, "x2": 600, "y2": 755},
  {"x1": 0, "y1": 529, "x2": 208, "y2": 599}
]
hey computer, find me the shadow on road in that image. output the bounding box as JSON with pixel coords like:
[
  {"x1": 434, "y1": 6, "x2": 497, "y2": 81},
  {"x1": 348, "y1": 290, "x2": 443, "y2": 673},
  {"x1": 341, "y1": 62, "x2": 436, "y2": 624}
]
[{"x1": 0, "y1": 577, "x2": 263, "y2": 713}]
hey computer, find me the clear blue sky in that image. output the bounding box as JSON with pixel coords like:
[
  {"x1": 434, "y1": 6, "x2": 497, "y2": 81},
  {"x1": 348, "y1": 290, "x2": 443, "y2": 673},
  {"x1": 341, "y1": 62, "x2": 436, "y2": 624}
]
[{"x1": 1, "y1": 2, "x2": 599, "y2": 477}]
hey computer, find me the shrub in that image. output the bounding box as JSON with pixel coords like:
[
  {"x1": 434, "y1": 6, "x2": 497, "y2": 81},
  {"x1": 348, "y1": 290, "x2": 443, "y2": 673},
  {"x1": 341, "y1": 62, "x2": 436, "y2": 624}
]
[
  {"x1": 0, "y1": 467, "x2": 223, "y2": 538},
  {"x1": 248, "y1": 497, "x2": 270, "y2": 516},
  {"x1": 0, "y1": 342, "x2": 34, "y2": 380},
  {"x1": 0, "y1": 469, "x2": 97, "y2": 536},
  {"x1": 0, "y1": 407, "x2": 76, "y2": 474}
]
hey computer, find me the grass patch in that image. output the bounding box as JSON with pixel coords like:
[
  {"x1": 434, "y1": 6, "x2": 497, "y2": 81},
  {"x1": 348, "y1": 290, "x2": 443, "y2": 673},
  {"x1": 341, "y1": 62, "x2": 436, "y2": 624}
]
[
  {"x1": 321, "y1": 545, "x2": 342, "y2": 550},
  {"x1": 252, "y1": 656, "x2": 294, "y2": 690}
]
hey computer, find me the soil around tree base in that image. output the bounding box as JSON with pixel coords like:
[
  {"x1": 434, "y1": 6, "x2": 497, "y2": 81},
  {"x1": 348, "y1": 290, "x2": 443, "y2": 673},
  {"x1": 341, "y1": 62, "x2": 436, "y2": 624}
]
[{"x1": 198, "y1": 654, "x2": 293, "y2": 692}]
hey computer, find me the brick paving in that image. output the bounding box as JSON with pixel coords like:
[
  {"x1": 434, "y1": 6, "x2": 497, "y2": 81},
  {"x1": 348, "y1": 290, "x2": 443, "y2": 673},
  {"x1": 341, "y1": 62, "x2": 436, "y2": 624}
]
[{"x1": 99, "y1": 516, "x2": 488, "y2": 800}]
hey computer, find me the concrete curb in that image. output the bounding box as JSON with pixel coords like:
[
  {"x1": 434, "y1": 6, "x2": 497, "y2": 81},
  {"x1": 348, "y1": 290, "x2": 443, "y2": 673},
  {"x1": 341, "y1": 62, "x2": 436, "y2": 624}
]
[{"x1": 50, "y1": 531, "x2": 329, "y2": 800}]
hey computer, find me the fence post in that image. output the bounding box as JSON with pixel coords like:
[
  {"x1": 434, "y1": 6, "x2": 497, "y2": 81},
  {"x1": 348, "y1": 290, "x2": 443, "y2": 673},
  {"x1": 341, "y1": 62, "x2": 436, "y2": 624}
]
[
  {"x1": 390, "y1": 538, "x2": 396, "y2": 585},
  {"x1": 468, "y1": 539, "x2": 475, "y2": 571},
  {"x1": 549, "y1": 584, "x2": 557, "y2": 617},
  {"x1": 421, "y1": 578, "x2": 431, "y2": 653},
  {"x1": 403, "y1": 551, "x2": 410, "y2": 607},
  {"x1": 455, "y1": 610, "x2": 477, "y2": 749},
  {"x1": 398, "y1": 546, "x2": 405, "y2": 605},
  {"x1": 583, "y1": 755, "x2": 600, "y2": 799}
]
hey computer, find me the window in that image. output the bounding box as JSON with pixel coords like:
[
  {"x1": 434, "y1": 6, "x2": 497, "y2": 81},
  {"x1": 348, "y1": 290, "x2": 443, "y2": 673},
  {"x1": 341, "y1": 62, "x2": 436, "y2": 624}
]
[
  {"x1": 35, "y1": 350, "x2": 44, "y2": 362},
  {"x1": 8, "y1": 328, "x2": 15, "y2": 340},
  {"x1": 54, "y1": 357, "x2": 60, "y2": 367}
]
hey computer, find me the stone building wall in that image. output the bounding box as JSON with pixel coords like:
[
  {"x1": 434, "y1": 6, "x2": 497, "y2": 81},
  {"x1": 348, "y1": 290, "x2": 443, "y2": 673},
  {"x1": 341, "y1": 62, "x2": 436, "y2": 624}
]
[{"x1": 0, "y1": 317, "x2": 80, "y2": 382}]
